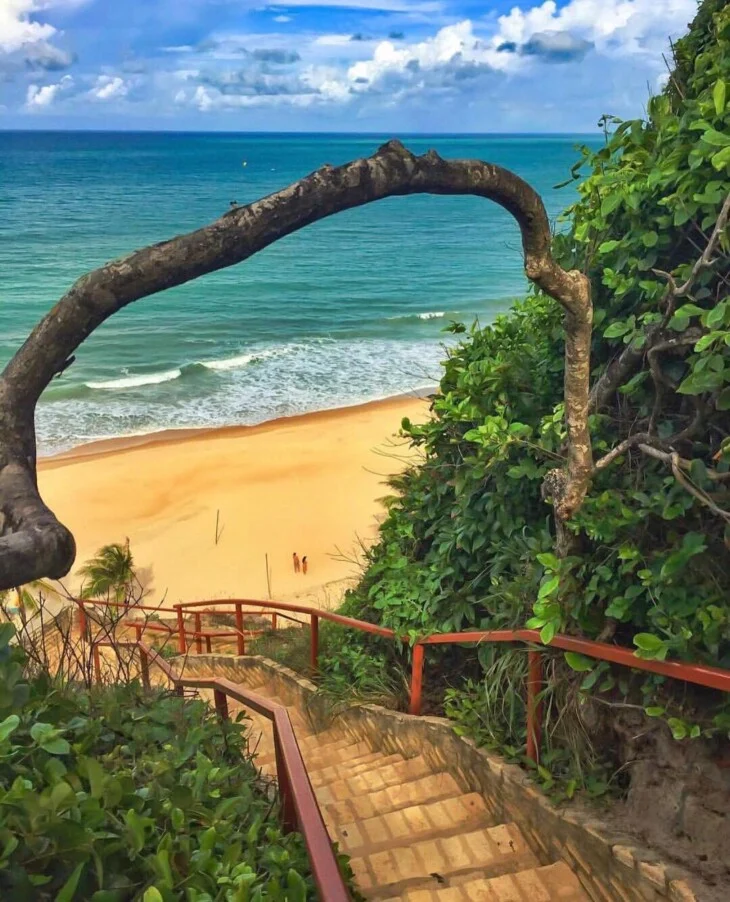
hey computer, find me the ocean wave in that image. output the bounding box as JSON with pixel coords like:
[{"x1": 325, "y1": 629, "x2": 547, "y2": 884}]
[
  {"x1": 387, "y1": 311, "x2": 447, "y2": 321},
  {"x1": 79, "y1": 348, "x2": 283, "y2": 390},
  {"x1": 199, "y1": 347, "x2": 283, "y2": 371},
  {"x1": 37, "y1": 336, "x2": 446, "y2": 454},
  {"x1": 85, "y1": 369, "x2": 182, "y2": 390}
]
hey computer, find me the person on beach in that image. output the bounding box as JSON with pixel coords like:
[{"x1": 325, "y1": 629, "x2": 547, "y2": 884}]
[
  {"x1": 302, "y1": 556, "x2": 308, "y2": 575},
  {"x1": 293, "y1": 552, "x2": 300, "y2": 573}
]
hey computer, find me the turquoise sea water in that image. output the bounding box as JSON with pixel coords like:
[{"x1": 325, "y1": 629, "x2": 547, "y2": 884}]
[{"x1": 0, "y1": 132, "x2": 598, "y2": 454}]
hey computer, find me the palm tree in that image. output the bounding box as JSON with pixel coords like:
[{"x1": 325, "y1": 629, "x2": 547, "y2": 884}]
[{"x1": 78, "y1": 540, "x2": 136, "y2": 608}]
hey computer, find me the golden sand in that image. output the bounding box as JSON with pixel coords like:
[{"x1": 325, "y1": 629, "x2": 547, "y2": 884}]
[{"x1": 38, "y1": 395, "x2": 429, "y2": 609}]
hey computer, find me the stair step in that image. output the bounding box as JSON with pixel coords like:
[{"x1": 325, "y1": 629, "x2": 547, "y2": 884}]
[
  {"x1": 332, "y1": 793, "x2": 492, "y2": 856},
  {"x1": 316, "y1": 756, "x2": 431, "y2": 804},
  {"x1": 302, "y1": 737, "x2": 372, "y2": 768},
  {"x1": 393, "y1": 861, "x2": 590, "y2": 901},
  {"x1": 310, "y1": 753, "x2": 404, "y2": 787},
  {"x1": 255, "y1": 733, "x2": 364, "y2": 771},
  {"x1": 321, "y1": 772, "x2": 463, "y2": 824},
  {"x1": 303, "y1": 741, "x2": 375, "y2": 771},
  {"x1": 350, "y1": 823, "x2": 538, "y2": 898}
]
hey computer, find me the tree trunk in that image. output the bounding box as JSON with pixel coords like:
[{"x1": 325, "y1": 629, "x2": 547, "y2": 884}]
[{"x1": 0, "y1": 140, "x2": 592, "y2": 588}]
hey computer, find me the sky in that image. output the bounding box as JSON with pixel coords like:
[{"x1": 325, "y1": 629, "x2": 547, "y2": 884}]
[{"x1": 0, "y1": 0, "x2": 698, "y2": 132}]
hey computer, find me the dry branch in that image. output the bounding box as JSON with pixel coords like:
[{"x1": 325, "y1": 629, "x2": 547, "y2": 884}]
[{"x1": 0, "y1": 140, "x2": 592, "y2": 586}]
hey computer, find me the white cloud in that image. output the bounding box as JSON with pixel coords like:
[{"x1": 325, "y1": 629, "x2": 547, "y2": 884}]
[
  {"x1": 273, "y1": 15, "x2": 291, "y2": 23},
  {"x1": 492, "y1": 0, "x2": 695, "y2": 57},
  {"x1": 89, "y1": 74, "x2": 128, "y2": 101},
  {"x1": 25, "y1": 73, "x2": 73, "y2": 107},
  {"x1": 270, "y1": 0, "x2": 442, "y2": 10},
  {"x1": 0, "y1": 0, "x2": 89, "y2": 53},
  {"x1": 347, "y1": 21, "x2": 515, "y2": 94},
  {"x1": 1, "y1": 1, "x2": 56, "y2": 53},
  {"x1": 314, "y1": 34, "x2": 358, "y2": 47}
]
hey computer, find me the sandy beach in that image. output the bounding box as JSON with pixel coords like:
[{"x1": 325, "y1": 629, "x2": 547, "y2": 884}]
[{"x1": 37, "y1": 394, "x2": 429, "y2": 609}]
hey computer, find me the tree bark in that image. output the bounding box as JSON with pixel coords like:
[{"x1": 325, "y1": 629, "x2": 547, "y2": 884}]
[{"x1": 0, "y1": 139, "x2": 592, "y2": 588}]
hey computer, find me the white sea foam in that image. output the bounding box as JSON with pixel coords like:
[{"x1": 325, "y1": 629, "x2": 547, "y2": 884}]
[
  {"x1": 387, "y1": 311, "x2": 447, "y2": 321},
  {"x1": 86, "y1": 369, "x2": 182, "y2": 390},
  {"x1": 38, "y1": 337, "x2": 446, "y2": 454},
  {"x1": 199, "y1": 348, "x2": 282, "y2": 371}
]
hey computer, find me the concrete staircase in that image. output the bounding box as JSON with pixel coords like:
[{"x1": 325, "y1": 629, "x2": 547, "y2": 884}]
[{"x1": 194, "y1": 668, "x2": 589, "y2": 901}]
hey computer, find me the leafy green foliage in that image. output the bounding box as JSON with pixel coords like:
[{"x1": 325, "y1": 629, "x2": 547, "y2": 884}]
[
  {"x1": 328, "y1": 0, "x2": 730, "y2": 777},
  {"x1": 0, "y1": 625, "x2": 322, "y2": 900}
]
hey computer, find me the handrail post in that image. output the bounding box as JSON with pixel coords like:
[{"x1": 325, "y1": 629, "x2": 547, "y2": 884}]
[
  {"x1": 310, "y1": 614, "x2": 319, "y2": 674},
  {"x1": 139, "y1": 645, "x2": 150, "y2": 689},
  {"x1": 273, "y1": 732, "x2": 297, "y2": 832},
  {"x1": 176, "y1": 605, "x2": 186, "y2": 654},
  {"x1": 92, "y1": 643, "x2": 102, "y2": 684},
  {"x1": 78, "y1": 601, "x2": 87, "y2": 640},
  {"x1": 205, "y1": 635, "x2": 212, "y2": 654},
  {"x1": 213, "y1": 688, "x2": 229, "y2": 722},
  {"x1": 194, "y1": 613, "x2": 203, "y2": 654},
  {"x1": 134, "y1": 625, "x2": 150, "y2": 689},
  {"x1": 409, "y1": 642, "x2": 425, "y2": 715},
  {"x1": 526, "y1": 650, "x2": 543, "y2": 764},
  {"x1": 272, "y1": 612, "x2": 278, "y2": 631},
  {"x1": 235, "y1": 602, "x2": 245, "y2": 656}
]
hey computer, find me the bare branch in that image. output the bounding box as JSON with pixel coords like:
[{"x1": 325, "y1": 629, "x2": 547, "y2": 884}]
[
  {"x1": 594, "y1": 433, "x2": 652, "y2": 472},
  {"x1": 0, "y1": 140, "x2": 592, "y2": 585}
]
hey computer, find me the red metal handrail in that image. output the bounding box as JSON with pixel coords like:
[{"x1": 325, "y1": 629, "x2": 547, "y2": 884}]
[
  {"x1": 92, "y1": 638, "x2": 350, "y2": 902},
  {"x1": 172, "y1": 597, "x2": 730, "y2": 765}
]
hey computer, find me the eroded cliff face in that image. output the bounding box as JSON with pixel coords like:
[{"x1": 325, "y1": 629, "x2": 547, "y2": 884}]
[{"x1": 588, "y1": 702, "x2": 730, "y2": 900}]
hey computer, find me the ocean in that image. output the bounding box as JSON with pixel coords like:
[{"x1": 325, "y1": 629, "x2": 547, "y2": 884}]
[{"x1": 0, "y1": 132, "x2": 598, "y2": 455}]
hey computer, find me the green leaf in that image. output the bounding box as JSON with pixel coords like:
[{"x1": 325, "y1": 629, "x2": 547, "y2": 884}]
[
  {"x1": 673, "y1": 303, "x2": 706, "y2": 320},
  {"x1": 642, "y1": 230, "x2": 658, "y2": 248},
  {"x1": 633, "y1": 633, "x2": 665, "y2": 651},
  {"x1": 142, "y1": 890, "x2": 163, "y2": 902},
  {"x1": 604, "y1": 322, "x2": 630, "y2": 339},
  {"x1": 598, "y1": 239, "x2": 620, "y2": 253},
  {"x1": 80, "y1": 757, "x2": 105, "y2": 799},
  {"x1": 564, "y1": 652, "x2": 594, "y2": 673},
  {"x1": 711, "y1": 145, "x2": 730, "y2": 171},
  {"x1": 0, "y1": 623, "x2": 15, "y2": 650},
  {"x1": 540, "y1": 621, "x2": 557, "y2": 645},
  {"x1": 706, "y1": 303, "x2": 726, "y2": 329},
  {"x1": 286, "y1": 869, "x2": 308, "y2": 902},
  {"x1": 56, "y1": 862, "x2": 85, "y2": 902},
  {"x1": 538, "y1": 575, "x2": 560, "y2": 599},
  {"x1": 0, "y1": 714, "x2": 20, "y2": 743},
  {"x1": 125, "y1": 810, "x2": 147, "y2": 854},
  {"x1": 667, "y1": 718, "x2": 688, "y2": 741},
  {"x1": 717, "y1": 387, "x2": 730, "y2": 411},
  {"x1": 42, "y1": 737, "x2": 71, "y2": 755},
  {"x1": 536, "y1": 552, "x2": 559, "y2": 570},
  {"x1": 600, "y1": 192, "x2": 622, "y2": 217},
  {"x1": 714, "y1": 79, "x2": 727, "y2": 116},
  {"x1": 644, "y1": 706, "x2": 665, "y2": 717},
  {"x1": 702, "y1": 128, "x2": 730, "y2": 147}
]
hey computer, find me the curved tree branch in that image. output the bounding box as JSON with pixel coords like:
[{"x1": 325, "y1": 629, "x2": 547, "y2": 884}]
[{"x1": 0, "y1": 139, "x2": 592, "y2": 588}]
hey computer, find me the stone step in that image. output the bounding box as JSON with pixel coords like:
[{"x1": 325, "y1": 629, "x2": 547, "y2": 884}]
[
  {"x1": 321, "y1": 772, "x2": 464, "y2": 824},
  {"x1": 255, "y1": 733, "x2": 365, "y2": 771},
  {"x1": 315, "y1": 756, "x2": 432, "y2": 805},
  {"x1": 303, "y1": 740, "x2": 374, "y2": 771},
  {"x1": 391, "y1": 861, "x2": 590, "y2": 901},
  {"x1": 350, "y1": 823, "x2": 538, "y2": 899},
  {"x1": 332, "y1": 793, "x2": 492, "y2": 856},
  {"x1": 310, "y1": 752, "x2": 405, "y2": 788}
]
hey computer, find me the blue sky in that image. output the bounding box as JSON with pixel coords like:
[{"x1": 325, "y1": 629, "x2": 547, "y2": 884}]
[{"x1": 0, "y1": 0, "x2": 697, "y2": 131}]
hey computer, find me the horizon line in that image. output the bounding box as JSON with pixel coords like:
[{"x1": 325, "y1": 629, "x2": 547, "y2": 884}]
[{"x1": 0, "y1": 128, "x2": 600, "y2": 137}]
